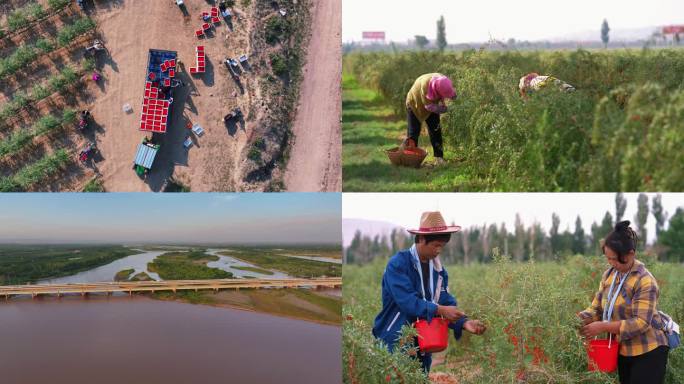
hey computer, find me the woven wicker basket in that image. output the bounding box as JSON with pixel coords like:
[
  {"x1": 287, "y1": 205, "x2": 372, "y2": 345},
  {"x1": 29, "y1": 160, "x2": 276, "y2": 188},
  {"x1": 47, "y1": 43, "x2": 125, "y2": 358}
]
[{"x1": 386, "y1": 147, "x2": 428, "y2": 168}]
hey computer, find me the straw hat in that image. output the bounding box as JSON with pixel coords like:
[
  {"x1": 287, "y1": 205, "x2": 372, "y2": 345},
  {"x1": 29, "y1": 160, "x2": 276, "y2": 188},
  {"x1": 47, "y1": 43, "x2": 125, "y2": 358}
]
[{"x1": 407, "y1": 211, "x2": 461, "y2": 235}]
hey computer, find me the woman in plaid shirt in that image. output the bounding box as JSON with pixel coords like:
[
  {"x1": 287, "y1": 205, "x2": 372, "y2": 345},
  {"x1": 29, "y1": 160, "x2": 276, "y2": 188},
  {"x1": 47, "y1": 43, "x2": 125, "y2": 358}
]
[{"x1": 578, "y1": 221, "x2": 670, "y2": 384}]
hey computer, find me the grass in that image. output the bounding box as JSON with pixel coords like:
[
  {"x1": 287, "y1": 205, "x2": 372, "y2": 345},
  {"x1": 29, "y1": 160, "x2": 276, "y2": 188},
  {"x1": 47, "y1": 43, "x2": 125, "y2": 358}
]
[
  {"x1": 221, "y1": 249, "x2": 341, "y2": 278},
  {"x1": 231, "y1": 265, "x2": 274, "y2": 275},
  {"x1": 0, "y1": 245, "x2": 139, "y2": 284},
  {"x1": 147, "y1": 250, "x2": 233, "y2": 280},
  {"x1": 342, "y1": 75, "x2": 483, "y2": 192},
  {"x1": 82, "y1": 178, "x2": 105, "y2": 192},
  {"x1": 114, "y1": 269, "x2": 134, "y2": 281}
]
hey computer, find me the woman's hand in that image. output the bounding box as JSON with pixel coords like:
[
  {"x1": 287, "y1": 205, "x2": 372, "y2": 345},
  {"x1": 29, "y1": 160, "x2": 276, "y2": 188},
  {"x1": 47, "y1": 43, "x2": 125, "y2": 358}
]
[
  {"x1": 425, "y1": 103, "x2": 448, "y2": 114},
  {"x1": 580, "y1": 321, "x2": 606, "y2": 339},
  {"x1": 464, "y1": 319, "x2": 487, "y2": 335}
]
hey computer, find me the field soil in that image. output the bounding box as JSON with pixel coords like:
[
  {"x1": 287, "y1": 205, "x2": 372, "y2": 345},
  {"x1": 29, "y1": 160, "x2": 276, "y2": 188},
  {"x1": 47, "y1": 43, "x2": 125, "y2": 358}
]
[
  {"x1": 284, "y1": 0, "x2": 341, "y2": 192},
  {"x1": 88, "y1": 0, "x2": 257, "y2": 191}
]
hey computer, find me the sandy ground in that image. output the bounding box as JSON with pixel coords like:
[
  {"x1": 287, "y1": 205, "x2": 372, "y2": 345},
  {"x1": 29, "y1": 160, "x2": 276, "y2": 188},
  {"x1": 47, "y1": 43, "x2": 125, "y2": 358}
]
[
  {"x1": 88, "y1": 0, "x2": 254, "y2": 191},
  {"x1": 284, "y1": 0, "x2": 342, "y2": 192}
]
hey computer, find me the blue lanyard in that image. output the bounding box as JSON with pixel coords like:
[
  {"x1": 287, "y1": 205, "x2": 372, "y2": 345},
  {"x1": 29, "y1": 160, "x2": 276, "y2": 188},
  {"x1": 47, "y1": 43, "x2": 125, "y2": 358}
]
[
  {"x1": 603, "y1": 269, "x2": 628, "y2": 322},
  {"x1": 410, "y1": 245, "x2": 434, "y2": 303}
]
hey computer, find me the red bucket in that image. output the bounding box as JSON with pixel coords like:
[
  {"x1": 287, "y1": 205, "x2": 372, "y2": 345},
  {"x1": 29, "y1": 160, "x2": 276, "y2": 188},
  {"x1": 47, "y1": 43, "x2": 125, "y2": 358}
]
[
  {"x1": 587, "y1": 338, "x2": 619, "y2": 372},
  {"x1": 415, "y1": 318, "x2": 449, "y2": 353}
]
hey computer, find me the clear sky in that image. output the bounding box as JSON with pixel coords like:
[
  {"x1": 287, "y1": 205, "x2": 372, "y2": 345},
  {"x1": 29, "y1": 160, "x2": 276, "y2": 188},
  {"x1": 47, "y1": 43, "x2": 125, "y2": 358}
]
[
  {"x1": 343, "y1": 193, "x2": 684, "y2": 244},
  {"x1": 343, "y1": 0, "x2": 684, "y2": 43},
  {"x1": 0, "y1": 193, "x2": 341, "y2": 245}
]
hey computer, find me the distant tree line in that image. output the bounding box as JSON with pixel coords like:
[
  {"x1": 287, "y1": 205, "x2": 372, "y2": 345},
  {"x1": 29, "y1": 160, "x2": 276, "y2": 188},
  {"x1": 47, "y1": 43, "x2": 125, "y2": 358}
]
[{"x1": 345, "y1": 193, "x2": 684, "y2": 264}]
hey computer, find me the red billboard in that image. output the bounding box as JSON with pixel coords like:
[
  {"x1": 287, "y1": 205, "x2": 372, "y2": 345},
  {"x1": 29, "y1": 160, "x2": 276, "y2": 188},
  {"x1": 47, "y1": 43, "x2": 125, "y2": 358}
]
[
  {"x1": 362, "y1": 31, "x2": 386, "y2": 40},
  {"x1": 662, "y1": 25, "x2": 684, "y2": 34}
]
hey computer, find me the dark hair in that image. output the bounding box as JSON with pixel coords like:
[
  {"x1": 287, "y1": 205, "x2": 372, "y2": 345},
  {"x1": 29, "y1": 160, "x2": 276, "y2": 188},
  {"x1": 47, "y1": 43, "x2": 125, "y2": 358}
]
[
  {"x1": 415, "y1": 233, "x2": 452, "y2": 245},
  {"x1": 602, "y1": 220, "x2": 638, "y2": 264}
]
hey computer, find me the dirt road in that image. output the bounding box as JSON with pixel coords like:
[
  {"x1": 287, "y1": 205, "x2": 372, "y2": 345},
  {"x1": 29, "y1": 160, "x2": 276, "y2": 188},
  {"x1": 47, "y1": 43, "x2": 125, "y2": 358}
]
[{"x1": 284, "y1": 0, "x2": 342, "y2": 192}]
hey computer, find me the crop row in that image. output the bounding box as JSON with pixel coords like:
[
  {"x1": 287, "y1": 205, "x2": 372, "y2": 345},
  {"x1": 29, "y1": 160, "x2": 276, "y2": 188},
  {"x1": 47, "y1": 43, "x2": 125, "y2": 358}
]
[
  {"x1": 0, "y1": 17, "x2": 96, "y2": 80},
  {"x1": 0, "y1": 0, "x2": 72, "y2": 39},
  {"x1": 0, "y1": 109, "x2": 76, "y2": 158},
  {"x1": 0, "y1": 148, "x2": 71, "y2": 191},
  {"x1": 0, "y1": 58, "x2": 95, "y2": 126},
  {"x1": 344, "y1": 49, "x2": 684, "y2": 191}
]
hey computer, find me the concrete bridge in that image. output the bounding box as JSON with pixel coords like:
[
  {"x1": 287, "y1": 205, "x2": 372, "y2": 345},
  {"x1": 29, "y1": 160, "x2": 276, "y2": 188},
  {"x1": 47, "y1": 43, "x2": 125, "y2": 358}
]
[{"x1": 0, "y1": 277, "x2": 342, "y2": 299}]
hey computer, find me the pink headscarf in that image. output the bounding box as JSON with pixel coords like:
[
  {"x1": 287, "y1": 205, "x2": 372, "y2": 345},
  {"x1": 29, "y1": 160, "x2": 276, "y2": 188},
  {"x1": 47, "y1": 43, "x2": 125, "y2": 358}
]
[{"x1": 427, "y1": 75, "x2": 456, "y2": 101}]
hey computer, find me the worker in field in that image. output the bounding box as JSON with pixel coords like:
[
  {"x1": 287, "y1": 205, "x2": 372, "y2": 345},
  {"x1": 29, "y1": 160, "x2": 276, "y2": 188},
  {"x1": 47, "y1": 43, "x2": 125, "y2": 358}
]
[
  {"x1": 578, "y1": 221, "x2": 676, "y2": 384},
  {"x1": 518, "y1": 72, "x2": 575, "y2": 97},
  {"x1": 372, "y1": 211, "x2": 487, "y2": 373},
  {"x1": 404, "y1": 74, "x2": 457, "y2": 166}
]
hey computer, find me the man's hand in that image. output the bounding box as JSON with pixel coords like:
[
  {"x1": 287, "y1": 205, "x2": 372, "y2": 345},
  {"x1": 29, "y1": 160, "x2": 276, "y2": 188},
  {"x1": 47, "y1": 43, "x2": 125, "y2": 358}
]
[
  {"x1": 437, "y1": 305, "x2": 465, "y2": 322},
  {"x1": 580, "y1": 321, "x2": 606, "y2": 339},
  {"x1": 464, "y1": 319, "x2": 487, "y2": 335}
]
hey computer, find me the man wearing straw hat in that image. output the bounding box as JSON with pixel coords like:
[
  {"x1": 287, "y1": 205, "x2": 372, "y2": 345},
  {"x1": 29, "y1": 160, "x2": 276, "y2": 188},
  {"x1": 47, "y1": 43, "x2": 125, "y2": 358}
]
[{"x1": 372, "y1": 211, "x2": 487, "y2": 373}]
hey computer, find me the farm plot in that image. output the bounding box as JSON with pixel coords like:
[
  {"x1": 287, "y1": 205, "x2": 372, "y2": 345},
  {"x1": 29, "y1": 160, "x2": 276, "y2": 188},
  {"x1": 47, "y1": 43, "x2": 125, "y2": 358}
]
[
  {"x1": 0, "y1": 0, "x2": 102, "y2": 191},
  {"x1": 343, "y1": 255, "x2": 684, "y2": 384},
  {"x1": 1, "y1": 0, "x2": 318, "y2": 192},
  {"x1": 343, "y1": 49, "x2": 684, "y2": 192}
]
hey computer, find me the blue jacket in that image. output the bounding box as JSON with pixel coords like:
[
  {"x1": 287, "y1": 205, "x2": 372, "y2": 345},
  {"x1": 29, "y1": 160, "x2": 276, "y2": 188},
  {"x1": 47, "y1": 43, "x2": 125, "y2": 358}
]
[{"x1": 372, "y1": 246, "x2": 467, "y2": 352}]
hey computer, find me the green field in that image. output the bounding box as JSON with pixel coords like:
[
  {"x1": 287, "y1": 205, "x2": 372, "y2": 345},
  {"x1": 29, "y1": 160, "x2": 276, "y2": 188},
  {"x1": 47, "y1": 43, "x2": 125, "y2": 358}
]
[
  {"x1": 343, "y1": 49, "x2": 684, "y2": 192},
  {"x1": 147, "y1": 250, "x2": 233, "y2": 280},
  {"x1": 343, "y1": 75, "x2": 476, "y2": 191},
  {"x1": 222, "y1": 249, "x2": 341, "y2": 278},
  {"x1": 343, "y1": 255, "x2": 684, "y2": 383},
  {"x1": 0, "y1": 245, "x2": 138, "y2": 284}
]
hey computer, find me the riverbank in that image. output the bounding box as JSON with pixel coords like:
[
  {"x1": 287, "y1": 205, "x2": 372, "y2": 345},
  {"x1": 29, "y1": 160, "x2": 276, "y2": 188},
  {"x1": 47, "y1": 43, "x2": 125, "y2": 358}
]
[
  {"x1": 0, "y1": 245, "x2": 138, "y2": 284},
  {"x1": 153, "y1": 287, "x2": 342, "y2": 326},
  {"x1": 221, "y1": 250, "x2": 341, "y2": 277}
]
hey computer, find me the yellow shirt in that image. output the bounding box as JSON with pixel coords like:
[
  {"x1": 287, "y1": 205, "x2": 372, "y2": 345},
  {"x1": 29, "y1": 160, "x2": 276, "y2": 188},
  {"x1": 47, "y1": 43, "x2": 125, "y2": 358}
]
[
  {"x1": 580, "y1": 260, "x2": 669, "y2": 356},
  {"x1": 406, "y1": 73, "x2": 443, "y2": 122}
]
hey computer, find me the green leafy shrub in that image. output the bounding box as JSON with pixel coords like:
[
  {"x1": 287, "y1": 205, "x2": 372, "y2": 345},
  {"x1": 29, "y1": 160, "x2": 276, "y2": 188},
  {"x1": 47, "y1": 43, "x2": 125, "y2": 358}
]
[{"x1": 344, "y1": 49, "x2": 684, "y2": 191}]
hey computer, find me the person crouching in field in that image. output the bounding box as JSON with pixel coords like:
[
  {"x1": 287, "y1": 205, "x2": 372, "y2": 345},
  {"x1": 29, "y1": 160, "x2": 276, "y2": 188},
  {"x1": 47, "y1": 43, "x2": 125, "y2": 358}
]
[
  {"x1": 372, "y1": 211, "x2": 487, "y2": 373},
  {"x1": 404, "y1": 74, "x2": 457, "y2": 166},
  {"x1": 519, "y1": 72, "x2": 575, "y2": 98},
  {"x1": 578, "y1": 221, "x2": 671, "y2": 384}
]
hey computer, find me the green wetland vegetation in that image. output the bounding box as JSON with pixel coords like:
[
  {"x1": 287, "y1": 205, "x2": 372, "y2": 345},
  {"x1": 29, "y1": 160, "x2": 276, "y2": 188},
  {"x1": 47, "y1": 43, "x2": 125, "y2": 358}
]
[{"x1": 0, "y1": 245, "x2": 138, "y2": 284}]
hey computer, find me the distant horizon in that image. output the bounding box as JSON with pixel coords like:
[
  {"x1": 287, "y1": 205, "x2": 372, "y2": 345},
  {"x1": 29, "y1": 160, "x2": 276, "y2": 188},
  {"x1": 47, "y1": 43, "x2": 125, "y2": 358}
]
[
  {"x1": 343, "y1": 0, "x2": 684, "y2": 44},
  {"x1": 0, "y1": 242, "x2": 342, "y2": 247},
  {"x1": 0, "y1": 193, "x2": 342, "y2": 244}
]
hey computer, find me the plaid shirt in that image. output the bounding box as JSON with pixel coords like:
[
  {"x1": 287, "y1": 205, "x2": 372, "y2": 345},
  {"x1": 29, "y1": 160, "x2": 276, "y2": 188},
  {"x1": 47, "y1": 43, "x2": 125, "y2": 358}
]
[{"x1": 580, "y1": 260, "x2": 669, "y2": 356}]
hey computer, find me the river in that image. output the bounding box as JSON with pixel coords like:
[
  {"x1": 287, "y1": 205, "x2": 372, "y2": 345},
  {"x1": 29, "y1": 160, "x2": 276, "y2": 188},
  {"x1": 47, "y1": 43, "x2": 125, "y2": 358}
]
[
  {"x1": 39, "y1": 248, "x2": 293, "y2": 284},
  {"x1": 0, "y1": 296, "x2": 341, "y2": 384}
]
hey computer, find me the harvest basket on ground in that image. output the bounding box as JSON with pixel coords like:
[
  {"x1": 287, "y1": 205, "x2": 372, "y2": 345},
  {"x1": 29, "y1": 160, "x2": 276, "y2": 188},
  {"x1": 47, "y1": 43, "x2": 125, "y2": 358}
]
[{"x1": 386, "y1": 146, "x2": 428, "y2": 168}]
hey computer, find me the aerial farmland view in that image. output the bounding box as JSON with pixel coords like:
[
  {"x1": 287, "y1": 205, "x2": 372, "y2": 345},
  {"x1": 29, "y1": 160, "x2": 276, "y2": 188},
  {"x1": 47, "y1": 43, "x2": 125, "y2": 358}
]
[{"x1": 0, "y1": 0, "x2": 341, "y2": 192}]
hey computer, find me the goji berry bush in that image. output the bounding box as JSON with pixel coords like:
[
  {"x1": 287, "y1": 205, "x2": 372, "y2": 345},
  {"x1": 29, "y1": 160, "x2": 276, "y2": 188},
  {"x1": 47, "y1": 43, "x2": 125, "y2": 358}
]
[
  {"x1": 343, "y1": 49, "x2": 684, "y2": 191},
  {"x1": 343, "y1": 252, "x2": 684, "y2": 383}
]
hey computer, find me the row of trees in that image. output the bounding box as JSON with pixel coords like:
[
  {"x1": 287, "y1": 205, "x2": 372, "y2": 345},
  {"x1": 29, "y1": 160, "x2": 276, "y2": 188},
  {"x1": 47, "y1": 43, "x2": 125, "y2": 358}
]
[{"x1": 346, "y1": 193, "x2": 684, "y2": 264}]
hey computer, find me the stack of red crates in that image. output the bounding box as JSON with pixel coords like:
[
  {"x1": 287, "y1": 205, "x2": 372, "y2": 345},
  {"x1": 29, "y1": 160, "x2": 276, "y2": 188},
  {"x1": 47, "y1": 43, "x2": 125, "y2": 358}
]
[
  {"x1": 139, "y1": 82, "x2": 171, "y2": 133},
  {"x1": 189, "y1": 46, "x2": 206, "y2": 74}
]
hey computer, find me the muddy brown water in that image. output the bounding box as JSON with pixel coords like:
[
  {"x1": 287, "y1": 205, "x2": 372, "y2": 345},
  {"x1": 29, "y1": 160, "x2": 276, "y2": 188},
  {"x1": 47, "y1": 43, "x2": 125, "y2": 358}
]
[{"x1": 0, "y1": 295, "x2": 341, "y2": 384}]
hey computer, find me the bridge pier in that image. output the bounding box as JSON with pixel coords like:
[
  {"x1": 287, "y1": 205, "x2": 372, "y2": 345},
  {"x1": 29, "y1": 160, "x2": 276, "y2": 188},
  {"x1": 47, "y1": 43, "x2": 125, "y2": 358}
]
[{"x1": 31, "y1": 293, "x2": 37, "y2": 299}]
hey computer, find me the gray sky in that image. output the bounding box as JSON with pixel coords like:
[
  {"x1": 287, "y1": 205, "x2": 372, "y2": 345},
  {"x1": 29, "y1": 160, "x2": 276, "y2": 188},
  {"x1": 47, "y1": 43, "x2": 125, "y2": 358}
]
[
  {"x1": 343, "y1": 0, "x2": 684, "y2": 43},
  {"x1": 0, "y1": 193, "x2": 341, "y2": 245},
  {"x1": 343, "y1": 193, "x2": 684, "y2": 244}
]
